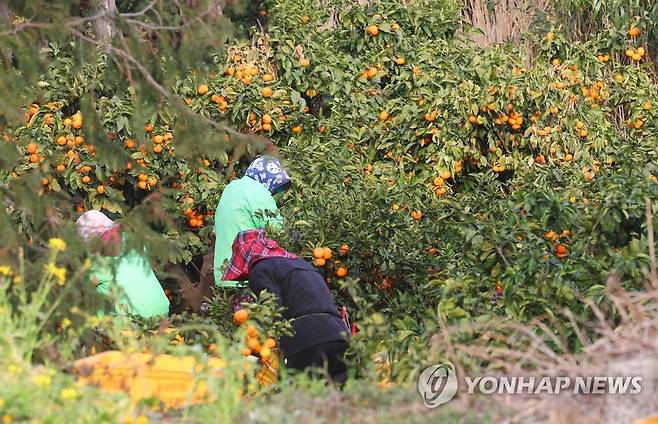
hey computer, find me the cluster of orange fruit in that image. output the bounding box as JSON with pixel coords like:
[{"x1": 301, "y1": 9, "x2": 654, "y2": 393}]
[
  {"x1": 136, "y1": 173, "x2": 158, "y2": 191},
  {"x1": 581, "y1": 163, "x2": 601, "y2": 181},
  {"x1": 233, "y1": 310, "x2": 277, "y2": 363},
  {"x1": 581, "y1": 81, "x2": 608, "y2": 104},
  {"x1": 544, "y1": 229, "x2": 571, "y2": 259},
  {"x1": 221, "y1": 54, "x2": 276, "y2": 85},
  {"x1": 511, "y1": 65, "x2": 527, "y2": 76},
  {"x1": 494, "y1": 104, "x2": 524, "y2": 130},
  {"x1": 625, "y1": 46, "x2": 646, "y2": 62},
  {"x1": 144, "y1": 129, "x2": 174, "y2": 155},
  {"x1": 596, "y1": 54, "x2": 611, "y2": 62},
  {"x1": 360, "y1": 66, "x2": 380, "y2": 80},
  {"x1": 183, "y1": 208, "x2": 205, "y2": 228},
  {"x1": 574, "y1": 120, "x2": 588, "y2": 138},
  {"x1": 432, "y1": 169, "x2": 451, "y2": 196},
  {"x1": 312, "y1": 245, "x2": 350, "y2": 277}
]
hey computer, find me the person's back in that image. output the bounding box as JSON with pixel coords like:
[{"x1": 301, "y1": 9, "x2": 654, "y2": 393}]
[
  {"x1": 249, "y1": 257, "x2": 348, "y2": 356},
  {"x1": 77, "y1": 210, "x2": 170, "y2": 319},
  {"x1": 222, "y1": 229, "x2": 349, "y2": 384},
  {"x1": 90, "y1": 248, "x2": 170, "y2": 318},
  {"x1": 213, "y1": 156, "x2": 290, "y2": 286}
]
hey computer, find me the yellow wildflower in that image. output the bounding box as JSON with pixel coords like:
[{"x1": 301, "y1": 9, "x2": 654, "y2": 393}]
[
  {"x1": 0, "y1": 399, "x2": 4, "y2": 408},
  {"x1": 12, "y1": 276, "x2": 21, "y2": 286},
  {"x1": 2, "y1": 415, "x2": 12, "y2": 424},
  {"x1": 45, "y1": 263, "x2": 66, "y2": 286},
  {"x1": 135, "y1": 416, "x2": 149, "y2": 424},
  {"x1": 8, "y1": 364, "x2": 22, "y2": 377},
  {"x1": 60, "y1": 318, "x2": 71, "y2": 329},
  {"x1": 59, "y1": 388, "x2": 78, "y2": 402},
  {"x1": 0, "y1": 266, "x2": 12, "y2": 276},
  {"x1": 48, "y1": 238, "x2": 66, "y2": 252},
  {"x1": 32, "y1": 373, "x2": 52, "y2": 387}
]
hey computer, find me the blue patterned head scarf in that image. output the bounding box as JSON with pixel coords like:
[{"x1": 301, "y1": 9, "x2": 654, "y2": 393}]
[{"x1": 244, "y1": 156, "x2": 291, "y2": 194}]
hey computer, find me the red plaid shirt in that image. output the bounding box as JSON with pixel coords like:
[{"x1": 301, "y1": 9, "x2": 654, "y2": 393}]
[{"x1": 222, "y1": 228, "x2": 297, "y2": 281}]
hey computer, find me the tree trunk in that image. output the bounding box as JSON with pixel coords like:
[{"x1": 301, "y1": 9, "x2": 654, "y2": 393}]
[{"x1": 92, "y1": 0, "x2": 118, "y2": 41}]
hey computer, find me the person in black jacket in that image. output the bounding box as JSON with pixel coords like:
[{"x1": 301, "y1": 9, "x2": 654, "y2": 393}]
[{"x1": 222, "y1": 228, "x2": 350, "y2": 384}]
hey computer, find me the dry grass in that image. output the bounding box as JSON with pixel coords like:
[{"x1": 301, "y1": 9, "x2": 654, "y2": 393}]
[{"x1": 434, "y1": 200, "x2": 658, "y2": 423}]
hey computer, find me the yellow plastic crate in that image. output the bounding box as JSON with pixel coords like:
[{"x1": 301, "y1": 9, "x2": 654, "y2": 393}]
[
  {"x1": 256, "y1": 350, "x2": 279, "y2": 386},
  {"x1": 72, "y1": 351, "x2": 225, "y2": 410},
  {"x1": 634, "y1": 417, "x2": 658, "y2": 424}
]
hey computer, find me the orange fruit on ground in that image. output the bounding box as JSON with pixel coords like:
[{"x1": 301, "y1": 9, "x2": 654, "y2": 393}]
[
  {"x1": 291, "y1": 125, "x2": 302, "y2": 134},
  {"x1": 394, "y1": 57, "x2": 405, "y2": 65},
  {"x1": 433, "y1": 177, "x2": 444, "y2": 187},
  {"x1": 313, "y1": 247, "x2": 324, "y2": 259},
  {"x1": 96, "y1": 185, "x2": 105, "y2": 194},
  {"x1": 440, "y1": 170, "x2": 451, "y2": 180},
  {"x1": 315, "y1": 258, "x2": 326, "y2": 267},
  {"x1": 233, "y1": 309, "x2": 248, "y2": 325},
  {"x1": 262, "y1": 123, "x2": 272, "y2": 132},
  {"x1": 628, "y1": 27, "x2": 640, "y2": 37},
  {"x1": 411, "y1": 210, "x2": 422, "y2": 220},
  {"x1": 555, "y1": 244, "x2": 567, "y2": 255},
  {"x1": 322, "y1": 247, "x2": 332, "y2": 260},
  {"x1": 546, "y1": 32, "x2": 555, "y2": 42},
  {"x1": 262, "y1": 87, "x2": 273, "y2": 98},
  {"x1": 338, "y1": 244, "x2": 350, "y2": 255},
  {"x1": 262, "y1": 73, "x2": 274, "y2": 82},
  {"x1": 262, "y1": 114, "x2": 273, "y2": 124},
  {"x1": 125, "y1": 139, "x2": 135, "y2": 149},
  {"x1": 435, "y1": 187, "x2": 446, "y2": 196},
  {"x1": 197, "y1": 84, "x2": 209, "y2": 95},
  {"x1": 81, "y1": 175, "x2": 91, "y2": 184},
  {"x1": 367, "y1": 67, "x2": 378, "y2": 78},
  {"x1": 366, "y1": 25, "x2": 379, "y2": 36},
  {"x1": 299, "y1": 58, "x2": 310, "y2": 67},
  {"x1": 379, "y1": 111, "x2": 389, "y2": 122},
  {"x1": 27, "y1": 143, "x2": 38, "y2": 154},
  {"x1": 29, "y1": 154, "x2": 40, "y2": 163},
  {"x1": 56, "y1": 164, "x2": 66, "y2": 172},
  {"x1": 336, "y1": 267, "x2": 348, "y2": 278}
]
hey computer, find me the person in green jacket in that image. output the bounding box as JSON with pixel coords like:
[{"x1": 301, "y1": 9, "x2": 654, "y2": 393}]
[
  {"x1": 76, "y1": 210, "x2": 170, "y2": 318},
  {"x1": 213, "y1": 155, "x2": 291, "y2": 287}
]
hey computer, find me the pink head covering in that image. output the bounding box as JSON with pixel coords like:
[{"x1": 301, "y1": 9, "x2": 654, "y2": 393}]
[{"x1": 75, "y1": 210, "x2": 119, "y2": 241}]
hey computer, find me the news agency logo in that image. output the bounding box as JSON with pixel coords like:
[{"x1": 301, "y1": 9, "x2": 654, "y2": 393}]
[{"x1": 417, "y1": 363, "x2": 459, "y2": 408}]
